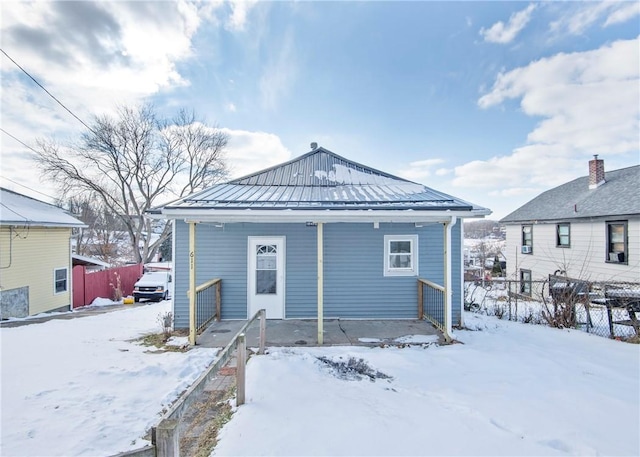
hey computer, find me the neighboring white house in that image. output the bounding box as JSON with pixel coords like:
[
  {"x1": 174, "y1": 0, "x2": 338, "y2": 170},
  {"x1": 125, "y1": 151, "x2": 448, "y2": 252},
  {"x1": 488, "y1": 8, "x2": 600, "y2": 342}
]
[
  {"x1": 0, "y1": 188, "x2": 86, "y2": 318},
  {"x1": 500, "y1": 157, "x2": 639, "y2": 286}
]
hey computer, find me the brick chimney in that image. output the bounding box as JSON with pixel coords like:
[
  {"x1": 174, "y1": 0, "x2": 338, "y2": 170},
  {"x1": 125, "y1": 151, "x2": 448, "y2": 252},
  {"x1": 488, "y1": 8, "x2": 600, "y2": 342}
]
[{"x1": 588, "y1": 155, "x2": 605, "y2": 189}]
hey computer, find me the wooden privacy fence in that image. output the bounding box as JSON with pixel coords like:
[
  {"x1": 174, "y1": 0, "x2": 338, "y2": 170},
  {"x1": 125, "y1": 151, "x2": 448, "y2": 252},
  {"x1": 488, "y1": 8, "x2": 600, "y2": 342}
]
[
  {"x1": 418, "y1": 278, "x2": 445, "y2": 332},
  {"x1": 73, "y1": 264, "x2": 143, "y2": 308}
]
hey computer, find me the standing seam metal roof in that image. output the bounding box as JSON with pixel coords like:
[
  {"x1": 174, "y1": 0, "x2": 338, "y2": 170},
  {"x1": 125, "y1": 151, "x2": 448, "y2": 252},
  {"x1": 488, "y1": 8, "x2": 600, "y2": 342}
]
[{"x1": 162, "y1": 147, "x2": 488, "y2": 212}]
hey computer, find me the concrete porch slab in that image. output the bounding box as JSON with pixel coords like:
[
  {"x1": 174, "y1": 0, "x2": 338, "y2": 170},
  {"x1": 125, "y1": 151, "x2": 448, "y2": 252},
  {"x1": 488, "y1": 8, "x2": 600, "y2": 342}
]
[{"x1": 195, "y1": 319, "x2": 442, "y2": 348}]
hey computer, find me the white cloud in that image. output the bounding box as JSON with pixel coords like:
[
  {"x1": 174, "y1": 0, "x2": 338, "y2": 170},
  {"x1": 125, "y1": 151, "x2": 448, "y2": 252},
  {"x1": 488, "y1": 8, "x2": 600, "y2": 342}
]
[
  {"x1": 0, "y1": 1, "x2": 213, "y2": 127},
  {"x1": 479, "y1": 37, "x2": 639, "y2": 154},
  {"x1": 550, "y1": 2, "x2": 640, "y2": 36},
  {"x1": 226, "y1": 0, "x2": 258, "y2": 31},
  {"x1": 488, "y1": 187, "x2": 543, "y2": 198},
  {"x1": 551, "y1": 2, "x2": 612, "y2": 35},
  {"x1": 604, "y1": 2, "x2": 640, "y2": 26},
  {"x1": 480, "y1": 4, "x2": 536, "y2": 44},
  {"x1": 259, "y1": 29, "x2": 297, "y2": 111},
  {"x1": 456, "y1": 37, "x2": 639, "y2": 211},
  {"x1": 220, "y1": 128, "x2": 292, "y2": 179},
  {"x1": 227, "y1": 103, "x2": 237, "y2": 112},
  {"x1": 397, "y1": 158, "x2": 445, "y2": 182}
]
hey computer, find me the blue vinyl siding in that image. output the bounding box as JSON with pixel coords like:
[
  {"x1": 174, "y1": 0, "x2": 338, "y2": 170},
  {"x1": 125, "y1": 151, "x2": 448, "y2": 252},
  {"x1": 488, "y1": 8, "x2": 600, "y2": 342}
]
[{"x1": 173, "y1": 220, "x2": 462, "y2": 328}]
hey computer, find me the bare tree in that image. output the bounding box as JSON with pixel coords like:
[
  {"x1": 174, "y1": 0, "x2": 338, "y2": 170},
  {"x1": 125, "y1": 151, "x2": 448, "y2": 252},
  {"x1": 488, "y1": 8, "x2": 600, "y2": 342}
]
[
  {"x1": 36, "y1": 105, "x2": 228, "y2": 263},
  {"x1": 63, "y1": 194, "x2": 131, "y2": 264}
]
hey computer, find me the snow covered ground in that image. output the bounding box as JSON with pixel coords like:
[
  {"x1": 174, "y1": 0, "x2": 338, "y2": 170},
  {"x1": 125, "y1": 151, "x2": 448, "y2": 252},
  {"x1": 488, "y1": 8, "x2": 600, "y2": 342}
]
[
  {"x1": 0, "y1": 301, "x2": 218, "y2": 456},
  {"x1": 1, "y1": 302, "x2": 638, "y2": 456},
  {"x1": 213, "y1": 313, "x2": 639, "y2": 456}
]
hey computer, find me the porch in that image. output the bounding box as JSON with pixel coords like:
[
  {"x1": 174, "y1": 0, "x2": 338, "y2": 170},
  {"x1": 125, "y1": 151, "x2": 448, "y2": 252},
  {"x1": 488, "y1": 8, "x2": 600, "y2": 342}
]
[{"x1": 195, "y1": 318, "x2": 444, "y2": 348}]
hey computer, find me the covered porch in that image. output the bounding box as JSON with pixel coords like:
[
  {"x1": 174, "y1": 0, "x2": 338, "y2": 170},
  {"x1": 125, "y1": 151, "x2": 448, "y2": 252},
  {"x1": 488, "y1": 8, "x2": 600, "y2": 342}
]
[
  {"x1": 149, "y1": 147, "x2": 490, "y2": 346},
  {"x1": 195, "y1": 317, "x2": 443, "y2": 348}
]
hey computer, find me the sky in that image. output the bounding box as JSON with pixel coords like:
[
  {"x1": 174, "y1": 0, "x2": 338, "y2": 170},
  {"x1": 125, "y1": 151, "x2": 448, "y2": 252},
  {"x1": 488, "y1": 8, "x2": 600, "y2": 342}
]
[{"x1": 1, "y1": 1, "x2": 638, "y2": 220}]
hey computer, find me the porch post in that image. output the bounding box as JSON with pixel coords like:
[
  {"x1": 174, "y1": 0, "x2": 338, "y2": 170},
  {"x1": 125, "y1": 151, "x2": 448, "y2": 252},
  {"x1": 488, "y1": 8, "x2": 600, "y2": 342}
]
[
  {"x1": 317, "y1": 222, "x2": 324, "y2": 345},
  {"x1": 443, "y1": 216, "x2": 457, "y2": 343},
  {"x1": 188, "y1": 221, "x2": 197, "y2": 346}
]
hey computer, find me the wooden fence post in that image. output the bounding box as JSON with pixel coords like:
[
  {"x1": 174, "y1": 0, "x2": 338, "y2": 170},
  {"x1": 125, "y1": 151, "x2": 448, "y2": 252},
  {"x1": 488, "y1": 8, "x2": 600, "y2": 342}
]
[
  {"x1": 215, "y1": 281, "x2": 221, "y2": 321},
  {"x1": 237, "y1": 333, "x2": 246, "y2": 406},
  {"x1": 155, "y1": 419, "x2": 179, "y2": 457},
  {"x1": 259, "y1": 309, "x2": 266, "y2": 355},
  {"x1": 417, "y1": 280, "x2": 424, "y2": 319}
]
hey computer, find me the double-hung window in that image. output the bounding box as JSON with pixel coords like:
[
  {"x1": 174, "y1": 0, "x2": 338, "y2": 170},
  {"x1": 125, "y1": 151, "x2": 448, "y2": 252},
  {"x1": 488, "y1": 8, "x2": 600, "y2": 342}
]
[
  {"x1": 384, "y1": 235, "x2": 418, "y2": 276},
  {"x1": 54, "y1": 268, "x2": 68, "y2": 294},
  {"x1": 556, "y1": 223, "x2": 570, "y2": 248},
  {"x1": 520, "y1": 269, "x2": 532, "y2": 296},
  {"x1": 521, "y1": 225, "x2": 533, "y2": 254},
  {"x1": 606, "y1": 221, "x2": 627, "y2": 264}
]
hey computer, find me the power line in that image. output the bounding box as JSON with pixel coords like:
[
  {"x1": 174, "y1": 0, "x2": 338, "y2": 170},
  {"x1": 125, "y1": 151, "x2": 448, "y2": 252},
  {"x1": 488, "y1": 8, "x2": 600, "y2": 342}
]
[
  {"x1": 0, "y1": 48, "x2": 95, "y2": 134},
  {"x1": 0, "y1": 127, "x2": 41, "y2": 155},
  {"x1": 0, "y1": 174, "x2": 57, "y2": 202},
  {"x1": 0, "y1": 128, "x2": 58, "y2": 201}
]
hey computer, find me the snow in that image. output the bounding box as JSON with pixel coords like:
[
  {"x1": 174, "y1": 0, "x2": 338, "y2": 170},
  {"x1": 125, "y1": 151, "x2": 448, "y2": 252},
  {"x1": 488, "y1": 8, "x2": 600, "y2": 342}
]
[
  {"x1": 0, "y1": 301, "x2": 218, "y2": 456},
  {"x1": 90, "y1": 297, "x2": 123, "y2": 307},
  {"x1": 357, "y1": 337, "x2": 382, "y2": 343},
  {"x1": 0, "y1": 187, "x2": 84, "y2": 227},
  {"x1": 2, "y1": 301, "x2": 638, "y2": 457},
  {"x1": 213, "y1": 314, "x2": 639, "y2": 456},
  {"x1": 393, "y1": 334, "x2": 439, "y2": 344}
]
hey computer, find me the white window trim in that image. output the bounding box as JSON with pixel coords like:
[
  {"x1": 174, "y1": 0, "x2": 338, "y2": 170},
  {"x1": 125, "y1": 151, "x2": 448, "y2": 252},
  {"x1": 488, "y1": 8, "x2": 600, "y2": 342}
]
[
  {"x1": 54, "y1": 267, "x2": 68, "y2": 295},
  {"x1": 384, "y1": 235, "x2": 418, "y2": 277}
]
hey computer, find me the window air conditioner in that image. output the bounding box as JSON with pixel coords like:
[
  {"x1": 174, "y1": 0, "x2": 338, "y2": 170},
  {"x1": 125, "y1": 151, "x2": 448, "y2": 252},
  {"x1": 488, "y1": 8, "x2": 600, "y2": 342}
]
[
  {"x1": 521, "y1": 246, "x2": 532, "y2": 254},
  {"x1": 609, "y1": 252, "x2": 624, "y2": 262}
]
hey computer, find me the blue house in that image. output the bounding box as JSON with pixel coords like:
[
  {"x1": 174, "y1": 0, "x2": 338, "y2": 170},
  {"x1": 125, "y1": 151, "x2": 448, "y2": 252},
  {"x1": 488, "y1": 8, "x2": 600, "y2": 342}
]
[{"x1": 150, "y1": 146, "x2": 490, "y2": 343}]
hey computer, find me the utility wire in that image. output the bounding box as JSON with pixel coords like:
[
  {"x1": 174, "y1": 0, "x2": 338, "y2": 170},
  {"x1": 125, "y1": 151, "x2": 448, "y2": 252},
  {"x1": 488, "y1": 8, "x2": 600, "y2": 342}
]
[
  {"x1": 1, "y1": 48, "x2": 95, "y2": 134},
  {"x1": 0, "y1": 128, "x2": 58, "y2": 201},
  {"x1": 0, "y1": 174, "x2": 57, "y2": 202},
  {"x1": 0, "y1": 127, "x2": 41, "y2": 155}
]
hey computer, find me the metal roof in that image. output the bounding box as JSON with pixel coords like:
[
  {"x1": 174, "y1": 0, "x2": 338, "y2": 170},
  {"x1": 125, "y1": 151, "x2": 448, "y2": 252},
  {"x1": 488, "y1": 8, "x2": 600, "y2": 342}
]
[
  {"x1": 500, "y1": 165, "x2": 640, "y2": 223},
  {"x1": 159, "y1": 147, "x2": 489, "y2": 213},
  {"x1": 0, "y1": 187, "x2": 86, "y2": 228}
]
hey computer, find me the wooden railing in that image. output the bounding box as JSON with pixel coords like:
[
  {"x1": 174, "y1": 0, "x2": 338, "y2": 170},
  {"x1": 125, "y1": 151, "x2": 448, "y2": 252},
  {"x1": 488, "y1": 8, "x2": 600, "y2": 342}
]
[
  {"x1": 187, "y1": 278, "x2": 221, "y2": 335},
  {"x1": 151, "y1": 309, "x2": 266, "y2": 457},
  {"x1": 418, "y1": 278, "x2": 446, "y2": 332}
]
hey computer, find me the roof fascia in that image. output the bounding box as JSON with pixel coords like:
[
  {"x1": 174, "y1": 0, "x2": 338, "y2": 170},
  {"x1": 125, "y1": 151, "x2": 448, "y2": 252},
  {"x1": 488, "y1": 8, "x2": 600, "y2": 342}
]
[
  {"x1": 501, "y1": 213, "x2": 640, "y2": 225},
  {"x1": 0, "y1": 221, "x2": 87, "y2": 228},
  {"x1": 148, "y1": 208, "x2": 489, "y2": 223}
]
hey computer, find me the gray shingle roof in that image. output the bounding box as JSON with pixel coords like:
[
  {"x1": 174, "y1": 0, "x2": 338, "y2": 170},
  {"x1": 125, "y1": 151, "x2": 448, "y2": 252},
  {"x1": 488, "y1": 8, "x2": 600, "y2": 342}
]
[
  {"x1": 500, "y1": 165, "x2": 640, "y2": 223},
  {"x1": 161, "y1": 147, "x2": 489, "y2": 213}
]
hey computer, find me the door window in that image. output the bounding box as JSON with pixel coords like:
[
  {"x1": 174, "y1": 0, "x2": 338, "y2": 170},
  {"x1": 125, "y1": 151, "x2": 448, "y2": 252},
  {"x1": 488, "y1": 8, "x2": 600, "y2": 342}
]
[{"x1": 256, "y1": 244, "x2": 277, "y2": 294}]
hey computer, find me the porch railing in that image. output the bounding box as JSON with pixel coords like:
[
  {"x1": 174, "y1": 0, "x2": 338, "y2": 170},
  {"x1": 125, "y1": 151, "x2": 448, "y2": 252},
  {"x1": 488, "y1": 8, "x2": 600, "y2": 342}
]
[
  {"x1": 418, "y1": 278, "x2": 445, "y2": 332},
  {"x1": 187, "y1": 278, "x2": 221, "y2": 335}
]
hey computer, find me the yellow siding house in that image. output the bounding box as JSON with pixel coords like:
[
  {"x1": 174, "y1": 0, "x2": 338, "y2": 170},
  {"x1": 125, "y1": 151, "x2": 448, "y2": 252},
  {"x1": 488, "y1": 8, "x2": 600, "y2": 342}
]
[{"x1": 0, "y1": 188, "x2": 85, "y2": 318}]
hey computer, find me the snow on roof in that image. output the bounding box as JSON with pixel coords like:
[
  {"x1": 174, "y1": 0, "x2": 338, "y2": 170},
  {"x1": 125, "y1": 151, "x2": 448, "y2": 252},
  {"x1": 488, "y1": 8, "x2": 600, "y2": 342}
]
[
  {"x1": 72, "y1": 254, "x2": 111, "y2": 268},
  {"x1": 0, "y1": 187, "x2": 86, "y2": 228},
  {"x1": 156, "y1": 147, "x2": 490, "y2": 214}
]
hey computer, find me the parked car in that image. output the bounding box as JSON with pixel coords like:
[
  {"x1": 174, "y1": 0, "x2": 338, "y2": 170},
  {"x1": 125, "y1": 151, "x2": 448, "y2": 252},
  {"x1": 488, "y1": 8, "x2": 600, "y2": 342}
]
[{"x1": 133, "y1": 271, "x2": 172, "y2": 302}]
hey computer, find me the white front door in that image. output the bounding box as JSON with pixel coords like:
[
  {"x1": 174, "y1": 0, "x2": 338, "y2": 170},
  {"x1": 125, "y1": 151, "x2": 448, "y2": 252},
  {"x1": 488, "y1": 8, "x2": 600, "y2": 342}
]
[{"x1": 248, "y1": 237, "x2": 285, "y2": 319}]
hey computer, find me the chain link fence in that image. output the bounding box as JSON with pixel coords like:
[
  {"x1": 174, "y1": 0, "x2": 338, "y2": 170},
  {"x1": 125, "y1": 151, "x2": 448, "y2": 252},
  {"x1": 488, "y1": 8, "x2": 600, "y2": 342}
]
[{"x1": 464, "y1": 276, "x2": 640, "y2": 343}]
